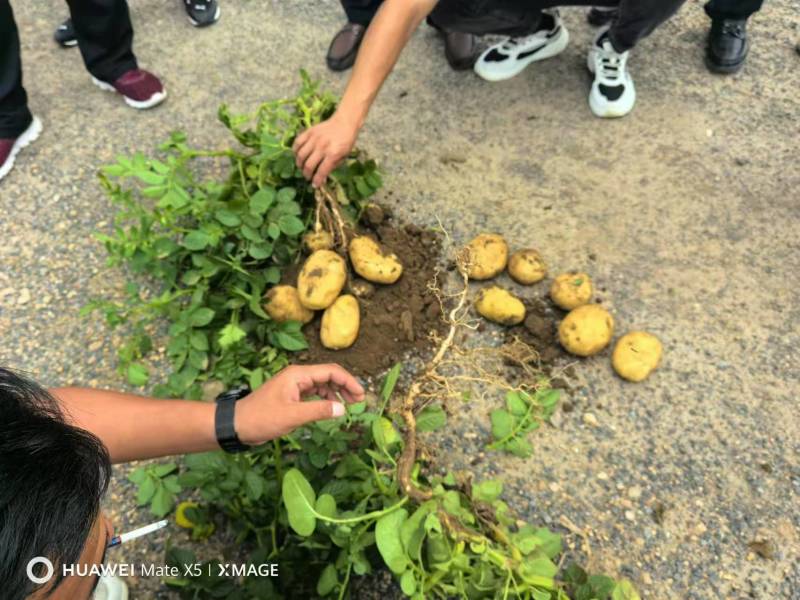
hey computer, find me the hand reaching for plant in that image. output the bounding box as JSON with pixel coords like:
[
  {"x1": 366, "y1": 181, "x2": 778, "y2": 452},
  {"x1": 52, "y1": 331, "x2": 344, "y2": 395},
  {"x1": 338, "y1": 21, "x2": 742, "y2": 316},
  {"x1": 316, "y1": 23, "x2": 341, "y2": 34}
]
[
  {"x1": 235, "y1": 364, "x2": 365, "y2": 444},
  {"x1": 293, "y1": 114, "x2": 360, "y2": 188}
]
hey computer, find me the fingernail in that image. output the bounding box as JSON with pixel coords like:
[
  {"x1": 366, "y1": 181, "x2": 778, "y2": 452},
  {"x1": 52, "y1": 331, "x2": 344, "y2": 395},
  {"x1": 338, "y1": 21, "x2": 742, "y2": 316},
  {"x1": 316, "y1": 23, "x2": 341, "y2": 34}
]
[{"x1": 332, "y1": 402, "x2": 345, "y2": 417}]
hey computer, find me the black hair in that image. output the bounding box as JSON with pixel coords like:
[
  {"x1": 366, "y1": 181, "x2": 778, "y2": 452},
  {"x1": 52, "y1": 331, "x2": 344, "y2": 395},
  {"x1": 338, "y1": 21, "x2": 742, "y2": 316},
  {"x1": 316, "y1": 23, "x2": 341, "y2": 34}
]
[{"x1": 0, "y1": 367, "x2": 111, "y2": 600}]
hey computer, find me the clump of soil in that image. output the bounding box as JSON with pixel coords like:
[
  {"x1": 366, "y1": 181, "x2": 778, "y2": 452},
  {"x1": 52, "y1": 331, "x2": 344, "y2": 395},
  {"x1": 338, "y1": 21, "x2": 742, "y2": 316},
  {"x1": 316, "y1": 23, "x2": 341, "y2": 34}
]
[
  {"x1": 291, "y1": 210, "x2": 445, "y2": 378},
  {"x1": 505, "y1": 296, "x2": 573, "y2": 387}
]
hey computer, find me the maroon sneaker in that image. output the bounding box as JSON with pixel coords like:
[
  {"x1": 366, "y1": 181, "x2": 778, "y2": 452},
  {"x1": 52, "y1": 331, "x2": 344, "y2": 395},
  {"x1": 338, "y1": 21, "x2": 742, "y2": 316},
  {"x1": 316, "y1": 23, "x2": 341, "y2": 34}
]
[
  {"x1": 92, "y1": 69, "x2": 167, "y2": 109},
  {"x1": 0, "y1": 117, "x2": 42, "y2": 182}
]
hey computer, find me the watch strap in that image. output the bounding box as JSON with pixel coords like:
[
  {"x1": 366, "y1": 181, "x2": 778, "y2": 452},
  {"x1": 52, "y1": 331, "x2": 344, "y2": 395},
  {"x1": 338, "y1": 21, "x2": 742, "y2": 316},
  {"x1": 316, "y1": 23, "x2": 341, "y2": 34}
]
[{"x1": 214, "y1": 386, "x2": 252, "y2": 453}]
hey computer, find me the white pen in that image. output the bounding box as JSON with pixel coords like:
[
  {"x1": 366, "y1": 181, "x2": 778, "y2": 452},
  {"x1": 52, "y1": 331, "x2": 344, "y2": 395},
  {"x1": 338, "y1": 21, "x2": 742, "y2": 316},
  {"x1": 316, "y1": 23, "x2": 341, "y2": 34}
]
[{"x1": 107, "y1": 519, "x2": 168, "y2": 548}]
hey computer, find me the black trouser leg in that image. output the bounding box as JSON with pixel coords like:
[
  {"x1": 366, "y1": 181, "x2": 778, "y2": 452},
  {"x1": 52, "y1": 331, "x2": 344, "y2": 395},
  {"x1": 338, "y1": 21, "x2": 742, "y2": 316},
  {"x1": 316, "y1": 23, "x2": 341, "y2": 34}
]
[
  {"x1": 429, "y1": 0, "x2": 686, "y2": 46},
  {"x1": 608, "y1": 0, "x2": 688, "y2": 52},
  {"x1": 66, "y1": 0, "x2": 137, "y2": 83},
  {"x1": 705, "y1": 0, "x2": 764, "y2": 20},
  {"x1": 340, "y1": 0, "x2": 384, "y2": 25},
  {"x1": 0, "y1": 0, "x2": 33, "y2": 138}
]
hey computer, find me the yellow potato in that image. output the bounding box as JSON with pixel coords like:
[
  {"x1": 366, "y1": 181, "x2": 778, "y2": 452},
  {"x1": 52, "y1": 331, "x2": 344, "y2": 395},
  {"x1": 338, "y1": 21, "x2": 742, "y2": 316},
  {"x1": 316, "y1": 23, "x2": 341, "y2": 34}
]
[
  {"x1": 612, "y1": 331, "x2": 663, "y2": 382},
  {"x1": 558, "y1": 304, "x2": 614, "y2": 357},
  {"x1": 550, "y1": 272, "x2": 593, "y2": 310},
  {"x1": 508, "y1": 249, "x2": 547, "y2": 285},
  {"x1": 263, "y1": 285, "x2": 315, "y2": 324},
  {"x1": 320, "y1": 295, "x2": 360, "y2": 350},
  {"x1": 466, "y1": 234, "x2": 508, "y2": 280},
  {"x1": 475, "y1": 286, "x2": 526, "y2": 326},
  {"x1": 303, "y1": 229, "x2": 334, "y2": 253},
  {"x1": 297, "y1": 250, "x2": 347, "y2": 310},
  {"x1": 348, "y1": 236, "x2": 403, "y2": 284}
]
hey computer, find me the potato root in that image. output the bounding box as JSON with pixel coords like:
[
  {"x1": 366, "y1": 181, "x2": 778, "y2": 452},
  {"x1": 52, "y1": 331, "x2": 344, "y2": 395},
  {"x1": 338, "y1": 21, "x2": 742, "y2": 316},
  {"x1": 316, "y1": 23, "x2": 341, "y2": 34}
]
[
  {"x1": 612, "y1": 331, "x2": 663, "y2": 382},
  {"x1": 297, "y1": 250, "x2": 347, "y2": 310},
  {"x1": 348, "y1": 236, "x2": 403, "y2": 284},
  {"x1": 263, "y1": 285, "x2": 315, "y2": 324},
  {"x1": 320, "y1": 294, "x2": 360, "y2": 350},
  {"x1": 466, "y1": 234, "x2": 508, "y2": 280},
  {"x1": 550, "y1": 272, "x2": 593, "y2": 310},
  {"x1": 558, "y1": 304, "x2": 614, "y2": 356},
  {"x1": 508, "y1": 249, "x2": 547, "y2": 285},
  {"x1": 475, "y1": 286, "x2": 526, "y2": 325}
]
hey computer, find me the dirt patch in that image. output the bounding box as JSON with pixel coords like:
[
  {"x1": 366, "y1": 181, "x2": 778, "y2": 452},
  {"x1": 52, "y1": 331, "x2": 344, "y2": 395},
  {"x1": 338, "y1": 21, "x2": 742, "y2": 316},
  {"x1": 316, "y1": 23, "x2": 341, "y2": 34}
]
[
  {"x1": 504, "y1": 295, "x2": 574, "y2": 389},
  {"x1": 290, "y1": 211, "x2": 445, "y2": 378}
]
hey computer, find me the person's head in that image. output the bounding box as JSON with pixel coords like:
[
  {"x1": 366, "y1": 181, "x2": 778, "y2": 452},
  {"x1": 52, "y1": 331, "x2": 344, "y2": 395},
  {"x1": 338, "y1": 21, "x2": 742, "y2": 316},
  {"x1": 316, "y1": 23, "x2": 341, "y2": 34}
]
[{"x1": 0, "y1": 367, "x2": 112, "y2": 600}]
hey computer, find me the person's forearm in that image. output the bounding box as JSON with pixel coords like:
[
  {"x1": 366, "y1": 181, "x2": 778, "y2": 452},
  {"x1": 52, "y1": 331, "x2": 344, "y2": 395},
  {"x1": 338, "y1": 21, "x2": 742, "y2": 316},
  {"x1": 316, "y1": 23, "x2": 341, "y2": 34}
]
[
  {"x1": 335, "y1": 0, "x2": 437, "y2": 130},
  {"x1": 51, "y1": 387, "x2": 217, "y2": 463}
]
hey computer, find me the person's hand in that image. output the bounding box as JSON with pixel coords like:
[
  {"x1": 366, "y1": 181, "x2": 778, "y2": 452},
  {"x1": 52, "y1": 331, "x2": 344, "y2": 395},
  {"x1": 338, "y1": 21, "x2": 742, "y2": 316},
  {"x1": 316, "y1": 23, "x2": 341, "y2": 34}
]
[
  {"x1": 293, "y1": 114, "x2": 360, "y2": 188},
  {"x1": 234, "y1": 364, "x2": 365, "y2": 444}
]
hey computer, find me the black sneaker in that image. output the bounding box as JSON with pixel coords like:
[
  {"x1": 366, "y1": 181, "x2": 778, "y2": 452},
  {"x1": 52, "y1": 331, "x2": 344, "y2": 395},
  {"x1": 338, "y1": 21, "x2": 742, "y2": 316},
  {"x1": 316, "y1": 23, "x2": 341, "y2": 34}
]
[
  {"x1": 184, "y1": 0, "x2": 221, "y2": 27},
  {"x1": 587, "y1": 7, "x2": 618, "y2": 27},
  {"x1": 54, "y1": 18, "x2": 77, "y2": 48},
  {"x1": 706, "y1": 18, "x2": 749, "y2": 74}
]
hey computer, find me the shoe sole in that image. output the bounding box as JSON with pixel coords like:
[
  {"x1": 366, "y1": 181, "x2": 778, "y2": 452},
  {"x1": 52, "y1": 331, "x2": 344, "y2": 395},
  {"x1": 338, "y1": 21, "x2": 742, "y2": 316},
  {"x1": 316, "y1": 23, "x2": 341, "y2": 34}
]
[
  {"x1": 188, "y1": 5, "x2": 221, "y2": 27},
  {"x1": 474, "y1": 25, "x2": 569, "y2": 82},
  {"x1": 704, "y1": 54, "x2": 745, "y2": 74},
  {"x1": 0, "y1": 116, "x2": 43, "y2": 182},
  {"x1": 58, "y1": 39, "x2": 78, "y2": 48},
  {"x1": 92, "y1": 76, "x2": 167, "y2": 110}
]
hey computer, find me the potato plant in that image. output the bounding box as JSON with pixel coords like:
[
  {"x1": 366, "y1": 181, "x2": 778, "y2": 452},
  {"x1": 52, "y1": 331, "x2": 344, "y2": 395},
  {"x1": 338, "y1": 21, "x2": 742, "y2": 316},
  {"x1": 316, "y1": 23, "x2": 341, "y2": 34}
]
[
  {"x1": 87, "y1": 78, "x2": 641, "y2": 599},
  {"x1": 83, "y1": 72, "x2": 382, "y2": 399}
]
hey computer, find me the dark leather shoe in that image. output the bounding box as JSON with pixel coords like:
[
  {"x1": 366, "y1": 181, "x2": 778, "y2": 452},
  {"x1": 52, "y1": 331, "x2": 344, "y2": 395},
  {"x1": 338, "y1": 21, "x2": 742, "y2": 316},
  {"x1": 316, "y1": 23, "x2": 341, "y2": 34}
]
[
  {"x1": 443, "y1": 30, "x2": 479, "y2": 71},
  {"x1": 706, "y1": 18, "x2": 749, "y2": 74},
  {"x1": 327, "y1": 23, "x2": 366, "y2": 72}
]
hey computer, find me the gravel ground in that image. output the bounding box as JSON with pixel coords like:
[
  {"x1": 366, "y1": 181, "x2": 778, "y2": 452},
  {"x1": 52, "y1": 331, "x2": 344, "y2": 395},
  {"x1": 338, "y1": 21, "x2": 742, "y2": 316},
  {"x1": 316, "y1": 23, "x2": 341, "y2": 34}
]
[{"x1": 1, "y1": 1, "x2": 798, "y2": 599}]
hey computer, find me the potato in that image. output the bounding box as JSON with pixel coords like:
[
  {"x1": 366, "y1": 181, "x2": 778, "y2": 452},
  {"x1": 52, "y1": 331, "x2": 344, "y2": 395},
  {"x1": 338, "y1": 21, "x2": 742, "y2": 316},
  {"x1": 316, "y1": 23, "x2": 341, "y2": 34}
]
[
  {"x1": 558, "y1": 304, "x2": 614, "y2": 356},
  {"x1": 320, "y1": 295, "x2": 360, "y2": 350},
  {"x1": 263, "y1": 285, "x2": 315, "y2": 324},
  {"x1": 348, "y1": 236, "x2": 403, "y2": 284},
  {"x1": 508, "y1": 249, "x2": 547, "y2": 285},
  {"x1": 475, "y1": 286, "x2": 526, "y2": 325},
  {"x1": 297, "y1": 250, "x2": 347, "y2": 310},
  {"x1": 612, "y1": 331, "x2": 663, "y2": 382},
  {"x1": 303, "y1": 229, "x2": 334, "y2": 253},
  {"x1": 466, "y1": 234, "x2": 508, "y2": 280},
  {"x1": 550, "y1": 272, "x2": 593, "y2": 310}
]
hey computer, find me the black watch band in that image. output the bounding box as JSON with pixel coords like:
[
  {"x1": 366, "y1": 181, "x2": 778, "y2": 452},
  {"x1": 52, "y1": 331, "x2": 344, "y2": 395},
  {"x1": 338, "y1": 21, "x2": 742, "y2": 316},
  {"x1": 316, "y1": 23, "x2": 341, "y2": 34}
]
[{"x1": 214, "y1": 386, "x2": 252, "y2": 454}]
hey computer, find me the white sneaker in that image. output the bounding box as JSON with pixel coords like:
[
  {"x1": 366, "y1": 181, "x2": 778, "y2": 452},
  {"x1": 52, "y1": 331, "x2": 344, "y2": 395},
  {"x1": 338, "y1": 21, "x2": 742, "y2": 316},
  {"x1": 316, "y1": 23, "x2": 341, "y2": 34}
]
[
  {"x1": 92, "y1": 574, "x2": 129, "y2": 600},
  {"x1": 0, "y1": 116, "x2": 42, "y2": 183},
  {"x1": 474, "y1": 10, "x2": 569, "y2": 82},
  {"x1": 587, "y1": 28, "x2": 635, "y2": 118}
]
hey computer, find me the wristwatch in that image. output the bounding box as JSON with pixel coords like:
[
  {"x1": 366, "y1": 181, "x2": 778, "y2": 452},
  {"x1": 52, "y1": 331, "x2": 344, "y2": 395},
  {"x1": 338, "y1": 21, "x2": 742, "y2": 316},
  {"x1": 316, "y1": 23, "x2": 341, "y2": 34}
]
[{"x1": 214, "y1": 386, "x2": 252, "y2": 453}]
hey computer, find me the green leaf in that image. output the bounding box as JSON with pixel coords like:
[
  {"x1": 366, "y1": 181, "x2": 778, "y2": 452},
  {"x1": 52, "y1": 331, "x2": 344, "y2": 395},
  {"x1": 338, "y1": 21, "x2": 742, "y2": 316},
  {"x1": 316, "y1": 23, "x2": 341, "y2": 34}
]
[
  {"x1": 316, "y1": 564, "x2": 338, "y2": 596},
  {"x1": 612, "y1": 580, "x2": 641, "y2": 600},
  {"x1": 490, "y1": 409, "x2": 514, "y2": 440},
  {"x1": 267, "y1": 222, "x2": 281, "y2": 240},
  {"x1": 315, "y1": 494, "x2": 337, "y2": 519},
  {"x1": 248, "y1": 243, "x2": 272, "y2": 260},
  {"x1": 152, "y1": 463, "x2": 178, "y2": 478},
  {"x1": 128, "y1": 467, "x2": 147, "y2": 485},
  {"x1": 400, "y1": 570, "x2": 417, "y2": 596},
  {"x1": 472, "y1": 480, "x2": 503, "y2": 503},
  {"x1": 276, "y1": 187, "x2": 296, "y2": 203},
  {"x1": 244, "y1": 471, "x2": 265, "y2": 501},
  {"x1": 189, "y1": 308, "x2": 215, "y2": 327},
  {"x1": 127, "y1": 363, "x2": 149, "y2": 386},
  {"x1": 136, "y1": 477, "x2": 156, "y2": 505},
  {"x1": 250, "y1": 188, "x2": 276, "y2": 214},
  {"x1": 506, "y1": 391, "x2": 528, "y2": 416},
  {"x1": 375, "y1": 509, "x2": 409, "y2": 574},
  {"x1": 381, "y1": 363, "x2": 402, "y2": 402},
  {"x1": 218, "y1": 323, "x2": 246, "y2": 348},
  {"x1": 189, "y1": 330, "x2": 209, "y2": 351},
  {"x1": 372, "y1": 417, "x2": 401, "y2": 452},
  {"x1": 416, "y1": 404, "x2": 446, "y2": 432},
  {"x1": 273, "y1": 328, "x2": 308, "y2": 351},
  {"x1": 281, "y1": 468, "x2": 317, "y2": 536},
  {"x1": 150, "y1": 485, "x2": 174, "y2": 517},
  {"x1": 183, "y1": 230, "x2": 211, "y2": 250},
  {"x1": 505, "y1": 437, "x2": 533, "y2": 458},
  {"x1": 215, "y1": 209, "x2": 241, "y2": 227},
  {"x1": 277, "y1": 215, "x2": 305, "y2": 236}
]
